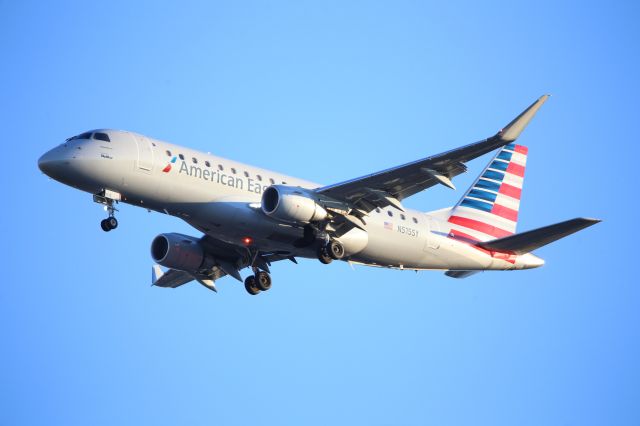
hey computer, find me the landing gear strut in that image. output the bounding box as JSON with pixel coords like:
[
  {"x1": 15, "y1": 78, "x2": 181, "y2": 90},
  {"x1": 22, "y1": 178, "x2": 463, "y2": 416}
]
[{"x1": 244, "y1": 270, "x2": 272, "y2": 295}]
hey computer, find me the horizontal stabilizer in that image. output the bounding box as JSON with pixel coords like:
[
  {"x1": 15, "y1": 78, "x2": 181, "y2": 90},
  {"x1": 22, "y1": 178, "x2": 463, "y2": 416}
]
[
  {"x1": 152, "y1": 264, "x2": 164, "y2": 284},
  {"x1": 477, "y1": 217, "x2": 601, "y2": 255},
  {"x1": 445, "y1": 270, "x2": 479, "y2": 279}
]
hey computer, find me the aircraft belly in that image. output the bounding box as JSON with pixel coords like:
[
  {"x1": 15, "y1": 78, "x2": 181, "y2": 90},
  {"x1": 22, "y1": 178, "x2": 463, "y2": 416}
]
[
  {"x1": 186, "y1": 200, "x2": 309, "y2": 251},
  {"x1": 352, "y1": 217, "x2": 498, "y2": 270},
  {"x1": 354, "y1": 223, "x2": 438, "y2": 269}
]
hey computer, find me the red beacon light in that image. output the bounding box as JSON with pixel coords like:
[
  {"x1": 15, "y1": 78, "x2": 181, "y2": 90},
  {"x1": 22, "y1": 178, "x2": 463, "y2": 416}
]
[{"x1": 242, "y1": 237, "x2": 253, "y2": 246}]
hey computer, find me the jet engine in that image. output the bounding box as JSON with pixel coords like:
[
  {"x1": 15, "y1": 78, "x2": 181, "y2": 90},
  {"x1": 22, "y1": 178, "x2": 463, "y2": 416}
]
[
  {"x1": 151, "y1": 233, "x2": 206, "y2": 271},
  {"x1": 261, "y1": 185, "x2": 328, "y2": 224}
]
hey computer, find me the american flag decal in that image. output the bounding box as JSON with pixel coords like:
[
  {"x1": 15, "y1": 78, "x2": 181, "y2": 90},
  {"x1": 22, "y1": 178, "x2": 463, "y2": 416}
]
[{"x1": 384, "y1": 221, "x2": 393, "y2": 230}]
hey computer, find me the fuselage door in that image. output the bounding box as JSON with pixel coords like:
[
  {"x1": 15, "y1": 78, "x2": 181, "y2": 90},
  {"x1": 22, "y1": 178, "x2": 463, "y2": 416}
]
[
  {"x1": 424, "y1": 216, "x2": 441, "y2": 250},
  {"x1": 134, "y1": 135, "x2": 154, "y2": 172}
]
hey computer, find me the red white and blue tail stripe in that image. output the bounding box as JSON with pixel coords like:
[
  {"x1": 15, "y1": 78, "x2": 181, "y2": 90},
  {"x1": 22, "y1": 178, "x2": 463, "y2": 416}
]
[{"x1": 448, "y1": 143, "x2": 528, "y2": 242}]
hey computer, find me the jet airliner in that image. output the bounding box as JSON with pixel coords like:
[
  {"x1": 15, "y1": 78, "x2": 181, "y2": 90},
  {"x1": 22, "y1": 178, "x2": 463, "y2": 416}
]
[{"x1": 38, "y1": 96, "x2": 599, "y2": 294}]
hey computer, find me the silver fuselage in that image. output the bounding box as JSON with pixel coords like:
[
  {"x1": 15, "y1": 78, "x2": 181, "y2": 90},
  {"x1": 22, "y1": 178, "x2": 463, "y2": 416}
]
[{"x1": 38, "y1": 130, "x2": 543, "y2": 271}]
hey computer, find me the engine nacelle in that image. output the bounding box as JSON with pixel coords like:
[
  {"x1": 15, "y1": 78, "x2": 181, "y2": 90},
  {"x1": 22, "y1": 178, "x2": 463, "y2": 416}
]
[
  {"x1": 261, "y1": 185, "x2": 328, "y2": 224},
  {"x1": 151, "y1": 233, "x2": 205, "y2": 272}
]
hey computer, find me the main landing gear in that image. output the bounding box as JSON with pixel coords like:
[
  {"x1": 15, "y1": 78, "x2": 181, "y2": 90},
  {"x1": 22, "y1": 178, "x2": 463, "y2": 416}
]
[
  {"x1": 244, "y1": 271, "x2": 272, "y2": 295},
  {"x1": 317, "y1": 240, "x2": 345, "y2": 264}
]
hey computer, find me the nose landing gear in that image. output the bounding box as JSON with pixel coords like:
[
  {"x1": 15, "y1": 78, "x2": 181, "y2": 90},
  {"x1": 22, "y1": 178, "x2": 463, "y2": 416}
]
[
  {"x1": 94, "y1": 190, "x2": 121, "y2": 232},
  {"x1": 99, "y1": 201, "x2": 119, "y2": 232},
  {"x1": 100, "y1": 216, "x2": 118, "y2": 232}
]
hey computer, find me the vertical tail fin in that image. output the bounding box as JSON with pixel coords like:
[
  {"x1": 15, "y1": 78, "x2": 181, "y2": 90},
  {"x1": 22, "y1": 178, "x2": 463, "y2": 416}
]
[{"x1": 447, "y1": 143, "x2": 528, "y2": 242}]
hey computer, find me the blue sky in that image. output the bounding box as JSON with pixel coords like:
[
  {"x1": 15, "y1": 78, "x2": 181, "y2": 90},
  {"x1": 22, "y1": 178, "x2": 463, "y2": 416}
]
[{"x1": 1, "y1": 1, "x2": 638, "y2": 425}]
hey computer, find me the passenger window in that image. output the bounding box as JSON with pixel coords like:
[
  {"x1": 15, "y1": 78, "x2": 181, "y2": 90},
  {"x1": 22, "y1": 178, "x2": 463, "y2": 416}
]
[
  {"x1": 231, "y1": 168, "x2": 237, "y2": 174},
  {"x1": 179, "y1": 154, "x2": 185, "y2": 160},
  {"x1": 413, "y1": 217, "x2": 418, "y2": 224},
  {"x1": 269, "y1": 178, "x2": 275, "y2": 184},
  {"x1": 244, "y1": 171, "x2": 249, "y2": 178},
  {"x1": 400, "y1": 214, "x2": 406, "y2": 221},
  {"x1": 282, "y1": 181, "x2": 287, "y2": 185},
  {"x1": 218, "y1": 164, "x2": 224, "y2": 171},
  {"x1": 192, "y1": 157, "x2": 198, "y2": 164},
  {"x1": 388, "y1": 211, "x2": 393, "y2": 217},
  {"x1": 94, "y1": 132, "x2": 110, "y2": 142},
  {"x1": 205, "y1": 160, "x2": 211, "y2": 167},
  {"x1": 166, "y1": 150, "x2": 172, "y2": 157},
  {"x1": 256, "y1": 175, "x2": 262, "y2": 181}
]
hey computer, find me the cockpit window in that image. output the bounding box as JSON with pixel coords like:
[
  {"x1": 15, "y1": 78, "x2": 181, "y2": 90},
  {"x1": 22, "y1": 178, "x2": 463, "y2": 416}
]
[
  {"x1": 94, "y1": 132, "x2": 110, "y2": 142},
  {"x1": 67, "y1": 132, "x2": 93, "y2": 141}
]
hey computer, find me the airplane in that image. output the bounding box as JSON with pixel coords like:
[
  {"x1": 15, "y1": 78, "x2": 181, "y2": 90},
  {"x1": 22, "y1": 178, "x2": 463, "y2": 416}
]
[{"x1": 38, "y1": 95, "x2": 600, "y2": 294}]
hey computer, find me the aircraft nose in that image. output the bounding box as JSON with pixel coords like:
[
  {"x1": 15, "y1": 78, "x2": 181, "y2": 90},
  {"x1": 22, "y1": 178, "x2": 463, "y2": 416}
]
[
  {"x1": 38, "y1": 146, "x2": 67, "y2": 179},
  {"x1": 38, "y1": 149, "x2": 56, "y2": 175}
]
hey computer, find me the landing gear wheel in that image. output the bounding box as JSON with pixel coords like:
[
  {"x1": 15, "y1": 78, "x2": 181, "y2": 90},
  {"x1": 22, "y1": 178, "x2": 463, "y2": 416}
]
[
  {"x1": 328, "y1": 241, "x2": 345, "y2": 260},
  {"x1": 107, "y1": 217, "x2": 118, "y2": 230},
  {"x1": 100, "y1": 219, "x2": 111, "y2": 232},
  {"x1": 244, "y1": 276, "x2": 260, "y2": 295},
  {"x1": 100, "y1": 217, "x2": 118, "y2": 232},
  {"x1": 256, "y1": 271, "x2": 272, "y2": 291},
  {"x1": 317, "y1": 246, "x2": 333, "y2": 264}
]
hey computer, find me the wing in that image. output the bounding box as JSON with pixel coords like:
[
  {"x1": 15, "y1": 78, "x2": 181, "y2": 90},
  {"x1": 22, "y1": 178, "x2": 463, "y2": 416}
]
[
  {"x1": 316, "y1": 96, "x2": 549, "y2": 213},
  {"x1": 152, "y1": 266, "x2": 194, "y2": 288},
  {"x1": 151, "y1": 234, "x2": 294, "y2": 292}
]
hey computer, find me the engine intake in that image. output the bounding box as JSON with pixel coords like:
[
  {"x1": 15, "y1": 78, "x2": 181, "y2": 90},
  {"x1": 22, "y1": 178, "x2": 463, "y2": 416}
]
[
  {"x1": 262, "y1": 185, "x2": 328, "y2": 224},
  {"x1": 151, "y1": 233, "x2": 205, "y2": 272}
]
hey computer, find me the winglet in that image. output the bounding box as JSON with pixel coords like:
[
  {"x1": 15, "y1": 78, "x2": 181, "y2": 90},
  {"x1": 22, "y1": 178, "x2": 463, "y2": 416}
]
[
  {"x1": 498, "y1": 95, "x2": 550, "y2": 142},
  {"x1": 152, "y1": 264, "x2": 164, "y2": 286}
]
